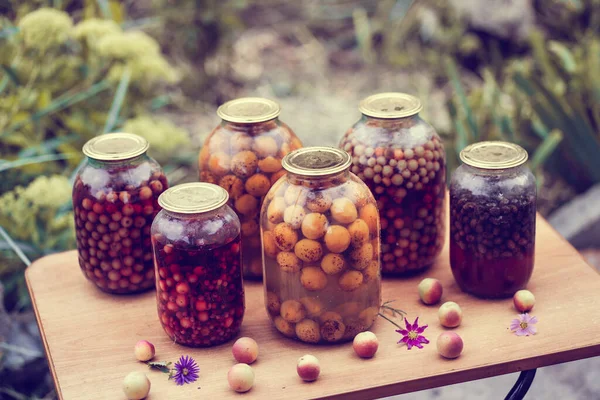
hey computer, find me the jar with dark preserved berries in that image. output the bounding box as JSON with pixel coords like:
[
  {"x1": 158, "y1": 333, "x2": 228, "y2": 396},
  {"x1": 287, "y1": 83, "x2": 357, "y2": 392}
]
[
  {"x1": 450, "y1": 141, "x2": 536, "y2": 298},
  {"x1": 73, "y1": 133, "x2": 168, "y2": 294},
  {"x1": 152, "y1": 183, "x2": 244, "y2": 347},
  {"x1": 199, "y1": 98, "x2": 303, "y2": 279},
  {"x1": 339, "y1": 93, "x2": 446, "y2": 275},
  {"x1": 261, "y1": 147, "x2": 381, "y2": 344}
]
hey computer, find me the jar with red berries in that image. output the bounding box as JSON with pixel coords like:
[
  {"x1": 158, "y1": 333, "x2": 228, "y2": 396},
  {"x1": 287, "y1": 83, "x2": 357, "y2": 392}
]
[
  {"x1": 261, "y1": 147, "x2": 381, "y2": 344},
  {"x1": 450, "y1": 141, "x2": 536, "y2": 298},
  {"x1": 73, "y1": 133, "x2": 168, "y2": 294},
  {"x1": 339, "y1": 93, "x2": 446, "y2": 276},
  {"x1": 199, "y1": 97, "x2": 303, "y2": 279},
  {"x1": 152, "y1": 183, "x2": 244, "y2": 347}
]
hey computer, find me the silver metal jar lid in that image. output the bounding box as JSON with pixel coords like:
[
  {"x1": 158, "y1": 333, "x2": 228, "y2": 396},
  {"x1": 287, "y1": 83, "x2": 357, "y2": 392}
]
[
  {"x1": 217, "y1": 97, "x2": 281, "y2": 124},
  {"x1": 460, "y1": 141, "x2": 528, "y2": 170},
  {"x1": 158, "y1": 183, "x2": 229, "y2": 214},
  {"x1": 358, "y1": 92, "x2": 423, "y2": 119},
  {"x1": 82, "y1": 133, "x2": 149, "y2": 161},
  {"x1": 282, "y1": 147, "x2": 352, "y2": 177}
]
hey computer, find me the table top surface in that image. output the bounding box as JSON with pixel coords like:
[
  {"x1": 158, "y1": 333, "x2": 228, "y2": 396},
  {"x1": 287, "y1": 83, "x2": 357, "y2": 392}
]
[{"x1": 26, "y1": 216, "x2": 600, "y2": 400}]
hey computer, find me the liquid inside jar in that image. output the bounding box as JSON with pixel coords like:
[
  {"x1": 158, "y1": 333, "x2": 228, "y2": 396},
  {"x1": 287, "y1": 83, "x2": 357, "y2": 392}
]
[
  {"x1": 450, "y1": 168, "x2": 536, "y2": 298},
  {"x1": 261, "y1": 169, "x2": 381, "y2": 344},
  {"x1": 73, "y1": 158, "x2": 167, "y2": 294},
  {"x1": 339, "y1": 116, "x2": 446, "y2": 275},
  {"x1": 152, "y1": 211, "x2": 244, "y2": 347},
  {"x1": 199, "y1": 118, "x2": 302, "y2": 279}
]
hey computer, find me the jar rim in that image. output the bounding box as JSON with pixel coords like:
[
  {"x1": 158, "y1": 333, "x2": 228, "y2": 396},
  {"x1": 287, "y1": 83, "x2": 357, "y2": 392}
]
[
  {"x1": 358, "y1": 92, "x2": 423, "y2": 119},
  {"x1": 282, "y1": 147, "x2": 352, "y2": 177},
  {"x1": 82, "y1": 133, "x2": 149, "y2": 161},
  {"x1": 158, "y1": 183, "x2": 229, "y2": 214},
  {"x1": 217, "y1": 97, "x2": 281, "y2": 124},
  {"x1": 460, "y1": 141, "x2": 528, "y2": 170}
]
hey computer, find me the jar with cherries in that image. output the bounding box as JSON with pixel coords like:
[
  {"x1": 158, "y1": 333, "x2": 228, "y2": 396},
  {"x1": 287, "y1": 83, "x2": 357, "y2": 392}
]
[
  {"x1": 450, "y1": 141, "x2": 536, "y2": 298},
  {"x1": 199, "y1": 97, "x2": 303, "y2": 279},
  {"x1": 339, "y1": 93, "x2": 446, "y2": 275},
  {"x1": 261, "y1": 147, "x2": 381, "y2": 344},
  {"x1": 151, "y1": 183, "x2": 244, "y2": 347},
  {"x1": 73, "y1": 133, "x2": 168, "y2": 294}
]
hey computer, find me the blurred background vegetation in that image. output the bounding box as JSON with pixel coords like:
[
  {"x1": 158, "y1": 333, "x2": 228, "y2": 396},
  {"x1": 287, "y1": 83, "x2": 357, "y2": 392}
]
[{"x1": 2, "y1": 0, "x2": 600, "y2": 398}]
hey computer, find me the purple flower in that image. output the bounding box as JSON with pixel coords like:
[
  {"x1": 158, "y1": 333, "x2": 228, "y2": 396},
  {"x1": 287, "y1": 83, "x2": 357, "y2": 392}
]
[
  {"x1": 171, "y1": 355, "x2": 199, "y2": 385},
  {"x1": 510, "y1": 313, "x2": 538, "y2": 336},
  {"x1": 396, "y1": 317, "x2": 429, "y2": 349}
]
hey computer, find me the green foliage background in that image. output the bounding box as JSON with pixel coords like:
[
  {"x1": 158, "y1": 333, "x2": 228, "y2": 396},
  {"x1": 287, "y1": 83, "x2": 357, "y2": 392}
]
[
  {"x1": 0, "y1": 2, "x2": 191, "y2": 313},
  {"x1": 364, "y1": 0, "x2": 600, "y2": 193}
]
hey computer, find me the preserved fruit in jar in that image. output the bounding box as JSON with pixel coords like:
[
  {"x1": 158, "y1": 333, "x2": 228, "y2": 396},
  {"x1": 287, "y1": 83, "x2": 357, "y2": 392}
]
[
  {"x1": 73, "y1": 133, "x2": 168, "y2": 294},
  {"x1": 339, "y1": 93, "x2": 446, "y2": 275},
  {"x1": 450, "y1": 141, "x2": 536, "y2": 298},
  {"x1": 261, "y1": 147, "x2": 381, "y2": 344},
  {"x1": 199, "y1": 97, "x2": 302, "y2": 279},
  {"x1": 152, "y1": 183, "x2": 244, "y2": 347}
]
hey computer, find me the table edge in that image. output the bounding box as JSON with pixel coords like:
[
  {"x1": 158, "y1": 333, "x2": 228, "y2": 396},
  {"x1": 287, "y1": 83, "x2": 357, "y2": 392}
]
[
  {"x1": 541, "y1": 218, "x2": 600, "y2": 276},
  {"x1": 25, "y1": 262, "x2": 65, "y2": 400},
  {"x1": 318, "y1": 344, "x2": 600, "y2": 400}
]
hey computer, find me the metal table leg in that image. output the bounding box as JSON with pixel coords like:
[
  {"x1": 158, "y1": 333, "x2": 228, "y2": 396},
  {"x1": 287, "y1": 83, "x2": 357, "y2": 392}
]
[{"x1": 505, "y1": 369, "x2": 537, "y2": 400}]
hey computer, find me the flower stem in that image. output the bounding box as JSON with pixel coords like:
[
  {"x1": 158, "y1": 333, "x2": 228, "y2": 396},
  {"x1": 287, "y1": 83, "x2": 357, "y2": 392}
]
[
  {"x1": 378, "y1": 312, "x2": 403, "y2": 330},
  {"x1": 381, "y1": 305, "x2": 406, "y2": 317}
]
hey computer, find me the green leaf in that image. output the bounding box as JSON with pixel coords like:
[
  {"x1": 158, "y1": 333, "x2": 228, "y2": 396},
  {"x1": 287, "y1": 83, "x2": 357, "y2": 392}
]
[
  {"x1": 352, "y1": 8, "x2": 375, "y2": 64},
  {"x1": 0, "y1": 240, "x2": 37, "y2": 255},
  {"x1": 0, "y1": 26, "x2": 19, "y2": 39},
  {"x1": 530, "y1": 129, "x2": 563, "y2": 170},
  {"x1": 454, "y1": 117, "x2": 469, "y2": 154},
  {"x1": 0, "y1": 153, "x2": 77, "y2": 172},
  {"x1": 1, "y1": 65, "x2": 20, "y2": 85},
  {"x1": 445, "y1": 57, "x2": 478, "y2": 140},
  {"x1": 103, "y1": 68, "x2": 131, "y2": 134},
  {"x1": 1, "y1": 80, "x2": 111, "y2": 136},
  {"x1": 18, "y1": 134, "x2": 79, "y2": 157},
  {"x1": 150, "y1": 95, "x2": 172, "y2": 111},
  {"x1": 531, "y1": 118, "x2": 550, "y2": 139},
  {"x1": 586, "y1": 39, "x2": 600, "y2": 103},
  {"x1": 529, "y1": 30, "x2": 560, "y2": 89},
  {"x1": 500, "y1": 115, "x2": 515, "y2": 142},
  {"x1": 0, "y1": 76, "x2": 8, "y2": 93},
  {"x1": 0, "y1": 226, "x2": 32, "y2": 266},
  {"x1": 514, "y1": 72, "x2": 600, "y2": 182},
  {"x1": 147, "y1": 361, "x2": 172, "y2": 374},
  {"x1": 548, "y1": 41, "x2": 577, "y2": 74},
  {"x1": 482, "y1": 69, "x2": 510, "y2": 141},
  {"x1": 96, "y1": 0, "x2": 113, "y2": 19}
]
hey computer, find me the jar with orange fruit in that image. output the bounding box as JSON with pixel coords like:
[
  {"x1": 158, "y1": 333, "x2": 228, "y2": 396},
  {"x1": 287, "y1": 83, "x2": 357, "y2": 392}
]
[
  {"x1": 260, "y1": 147, "x2": 381, "y2": 344},
  {"x1": 199, "y1": 98, "x2": 303, "y2": 278}
]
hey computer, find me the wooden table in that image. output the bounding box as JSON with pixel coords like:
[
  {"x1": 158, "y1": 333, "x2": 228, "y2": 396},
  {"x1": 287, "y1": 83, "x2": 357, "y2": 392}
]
[{"x1": 26, "y1": 217, "x2": 600, "y2": 400}]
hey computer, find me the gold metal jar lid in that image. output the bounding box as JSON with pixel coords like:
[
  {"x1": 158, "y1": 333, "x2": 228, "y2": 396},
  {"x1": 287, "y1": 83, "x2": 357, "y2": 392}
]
[
  {"x1": 282, "y1": 147, "x2": 352, "y2": 177},
  {"x1": 158, "y1": 183, "x2": 229, "y2": 214},
  {"x1": 82, "y1": 133, "x2": 149, "y2": 161},
  {"x1": 358, "y1": 92, "x2": 423, "y2": 119},
  {"x1": 217, "y1": 97, "x2": 281, "y2": 124},
  {"x1": 460, "y1": 141, "x2": 529, "y2": 170}
]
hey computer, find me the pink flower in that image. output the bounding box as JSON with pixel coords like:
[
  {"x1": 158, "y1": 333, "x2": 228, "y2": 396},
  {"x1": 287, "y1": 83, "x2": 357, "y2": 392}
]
[
  {"x1": 510, "y1": 313, "x2": 538, "y2": 336},
  {"x1": 396, "y1": 317, "x2": 429, "y2": 349}
]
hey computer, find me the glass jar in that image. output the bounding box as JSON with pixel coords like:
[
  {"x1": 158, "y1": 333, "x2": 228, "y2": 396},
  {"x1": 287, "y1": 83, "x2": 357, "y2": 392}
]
[
  {"x1": 450, "y1": 141, "x2": 536, "y2": 298},
  {"x1": 73, "y1": 133, "x2": 168, "y2": 294},
  {"x1": 151, "y1": 183, "x2": 244, "y2": 347},
  {"x1": 339, "y1": 93, "x2": 446, "y2": 276},
  {"x1": 261, "y1": 147, "x2": 381, "y2": 344},
  {"x1": 199, "y1": 97, "x2": 303, "y2": 279}
]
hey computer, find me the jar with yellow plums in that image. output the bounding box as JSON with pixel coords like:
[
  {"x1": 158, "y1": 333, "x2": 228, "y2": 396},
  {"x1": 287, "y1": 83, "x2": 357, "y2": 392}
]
[{"x1": 260, "y1": 147, "x2": 381, "y2": 344}]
